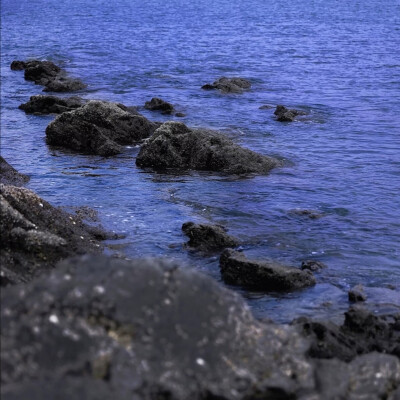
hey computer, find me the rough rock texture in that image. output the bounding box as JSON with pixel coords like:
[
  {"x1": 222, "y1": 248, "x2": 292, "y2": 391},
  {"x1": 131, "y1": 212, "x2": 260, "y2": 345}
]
[
  {"x1": 2, "y1": 256, "x2": 400, "y2": 399},
  {"x1": 10, "y1": 59, "x2": 86, "y2": 92},
  {"x1": 144, "y1": 97, "x2": 174, "y2": 114},
  {"x1": 202, "y1": 77, "x2": 251, "y2": 93},
  {"x1": 182, "y1": 222, "x2": 239, "y2": 251},
  {"x1": 19, "y1": 95, "x2": 84, "y2": 114},
  {"x1": 294, "y1": 305, "x2": 400, "y2": 362},
  {"x1": 301, "y1": 260, "x2": 327, "y2": 272},
  {"x1": 220, "y1": 249, "x2": 316, "y2": 291},
  {"x1": 349, "y1": 284, "x2": 367, "y2": 302},
  {"x1": 46, "y1": 100, "x2": 159, "y2": 156},
  {"x1": 136, "y1": 121, "x2": 281, "y2": 174},
  {"x1": 0, "y1": 184, "x2": 107, "y2": 286},
  {"x1": 274, "y1": 105, "x2": 307, "y2": 122},
  {"x1": 0, "y1": 157, "x2": 30, "y2": 187}
]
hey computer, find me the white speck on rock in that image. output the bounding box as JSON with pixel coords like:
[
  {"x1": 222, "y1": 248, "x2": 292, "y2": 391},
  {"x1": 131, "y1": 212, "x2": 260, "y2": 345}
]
[
  {"x1": 94, "y1": 285, "x2": 105, "y2": 294},
  {"x1": 196, "y1": 358, "x2": 206, "y2": 366},
  {"x1": 49, "y1": 314, "x2": 59, "y2": 324}
]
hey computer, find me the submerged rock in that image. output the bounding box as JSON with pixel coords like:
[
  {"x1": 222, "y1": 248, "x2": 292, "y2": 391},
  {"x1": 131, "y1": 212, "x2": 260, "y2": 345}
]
[
  {"x1": 301, "y1": 260, "x2": 327, "y2": 272},
  {"x1": 0, "y1": 157, "x2": 30, "y2": 187},
  {"x1": 0, "y1": 183, "x2": 105, "y2": 286},
  {"x1": 46, "y1": 100, "x2": 159, "y2": 156},
  {"x1": 136, "y1": 121, "x2": 281, "y2": 174},
  {"x1": 220, "y1": 249, "x2": 316, "y2": 291},
  {"x1": 294, "y1": 305, "x2": 400, "y2": 361},
  {"x1": 10, "y1": 59, "x2": 86, "y2": 92},
  {"x1": 274, "y1": 105, "x2": 307, "y2": 122},
  {"x1": 19, "y1": 95, "x2": 84, "y2": 114},
  {"x1": 288, "y1": 208, "x2": 325, "y2": 219},
  {"x1": 144, "y1": 97, "x2": 174, "y2": 114},
  {"x1": 202, "y1": 77, "x2": 251, "y2": 93},
  {"x1": 349, "y1": 284, "x2": 367, "y2": 302},
  {"x1": 182, "y1": 222, "x2": 239, "y2": 251}
]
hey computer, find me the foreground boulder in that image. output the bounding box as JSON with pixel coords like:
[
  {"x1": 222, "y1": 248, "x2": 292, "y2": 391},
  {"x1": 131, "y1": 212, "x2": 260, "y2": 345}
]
[
  {"x1": 136, "y1": 121, "x2": 281, "y2": 174},
  {"x1": 182, "y1": 221, "x2": 239, "y2": 251},
  {"x1": 274, "y1": 105, "x2": 307, "y2": 122},
  {"x1": 11, "y1": 59, "x2": 86, "y2": 92},
  {"x1": 220, "y1": 249, "x2": 316, "y2": 291},
  {"x1": 144, "y1": 97, "x2": 174, "y2": 114},
  {"x1": 294, "y1": 305, "x2": 400, "y2": 362},
  {"x1": 19, "y1": 95, "x2": 84, "y2": 114},
  {"x1": 0, "y1": 157, "x2": 29, "y2": 187},
  {"x1": 202, "y1": 77, "x2": 251, "y2": 93},
  {"x1": 2, "y1": 255, "x2": 399, "y2": 399},
  {"x1": 46, "y1": 100, "x2": 159, "y2": 156},
  {"x1": 0, "y1": 184, "x2": 107, "y2": 285}
]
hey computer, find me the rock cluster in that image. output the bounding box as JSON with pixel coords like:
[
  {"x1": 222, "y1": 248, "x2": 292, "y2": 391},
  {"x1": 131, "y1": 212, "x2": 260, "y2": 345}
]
[
  {"x1": 11, "y1": 60, "x2": 87, "y2": 92},
  {"x1": 274, "y1": 105, "x2": 307, "y2": 122},
  {"x1": 136, "y1": 121, "x2": 281, "y2": 174},
  {"x1": 202, "y1": 77, "x2": 251, "y2": 93},
  {"x1": 46, "y1": 100, "x2": 159, "y2": 156},
  {"x1": 19, "y1": 95, "x2": 84, "y2": 114}
]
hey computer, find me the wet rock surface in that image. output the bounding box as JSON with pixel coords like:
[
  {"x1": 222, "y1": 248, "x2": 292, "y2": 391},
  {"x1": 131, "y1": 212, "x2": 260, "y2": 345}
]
[
  {"x1": 136, "y1": 121, "x2": 281, "y2": 174},
  {"x1": 46, "y1": 100, "x2": 159, "y2": 156},
  {"x1": 2, "y1": 255, "x2": 400, "y2": 399},
  {"x1": 349, "y1": 284, "x2": 367, "y2": 302},
  {"x1": 301, "y1": 260, "x2": 327, "y2": 272},
  {"x1": 0, "y1": 157, "x2": 30, "y2": 187},
  {"x1": 144, "y1": 97, "x2": 174, "y2": 114},
  {"x1": 182, "y1": 222, "x2": 239, "y2": 252},
  {"x1": 202, "y1": 77, "x2": 251, "y2": 93},
  {"x1": 220, "y1": 249, "x2": 316, "y2": 291},
  {"x1": 19, "y1": 95, "x2": 85, "y2": 114},
  {"x1": 274, "y1": 105, "x2": 307, "y2": 122},
  {"x1": 294, "y1": 305, "x2": 400, "y2": 361},
  {"x1": 0, "y1": 183, "x2": 106, "y2": 286},
  {"x1": 11, "y1": 59, "x2": 86, "y2": 92}
]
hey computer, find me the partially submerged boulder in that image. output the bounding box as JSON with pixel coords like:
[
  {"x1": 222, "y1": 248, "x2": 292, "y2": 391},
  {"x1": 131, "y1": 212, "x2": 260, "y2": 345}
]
[
  {"x1": 0, "y1": 184, "x2": 107, "y2": 285},
  {"x1": 10, "y1": 59, "x2": 86, "y2": 92},
  {"x1": 46, "y1": 100, "x2": 159, "y2": 156},
  {"x1": 182, "y1": 221, "x2": 239, "y2": 251},
  {"x1": 136, "y1": 121, "x2": 281, "y2": 174},
  {"x1": 0, "y1": 157, "x2": 29, "y2": 187},
  {"x1": 202, "y1": 77, "x2": 251, "y2": 93},
  {"x1": 19, "y1": 95, "x2": 84, "y2": 114},
  {"x1": 274, "y1": 105, "x2": 307, "y2": 122},
  {"x1": 220, "y1": 249, "x2": 316, "y2": 291},
  {"x1": 301, "y1": 260, "x2": 327, "y2": 272},
  {"x1": 144, "y1": 97, "x2": 174, "y2": 114},
  {"x1": 288, "y1": 208, "x2": 325, "y2": 219},
  {"x1": 349, "y1": 284, "x2": 367, "y2": 302}
]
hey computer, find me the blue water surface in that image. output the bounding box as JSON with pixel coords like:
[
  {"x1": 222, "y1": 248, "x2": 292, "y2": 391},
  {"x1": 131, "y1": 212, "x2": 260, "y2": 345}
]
[{"x1": 1, "y1": 0, "x2": 400, "y2": 322}]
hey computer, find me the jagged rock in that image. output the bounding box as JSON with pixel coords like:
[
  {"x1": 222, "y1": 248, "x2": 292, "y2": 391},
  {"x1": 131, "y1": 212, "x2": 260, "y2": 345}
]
[
  {"x1": 293, "y1": 305, "x2": 400, "y2": 361},
  {"x1": 144, "y1": 97, "x2": 174, "y2": 114},
  {"x1": 301, "y1": 260, "x2": 327, "y2": 272},
  {"x1": 136, "y1": 121, "x2": 281, "y2": 174},
  {"x1": 274, "y1": 105, "x2": 307, "y2": 122},
  {"x1": 19, "y1": 95, "x2": 84, "y2": 114},
  {"x1": 0, "y1": 184, "x2": 106, "y2": 286},
  {"x1": 46, "y1": 100, "x2": 159, "y2": 156},
  {"x1": 182, "y1": 222, "x2": 239, "y2": 251},
  {"x1": 10, "y1": 59, "x2": 86, "y2": 92},
  {"x1": 219, "y1": 249, "x2": 316, "y2": 291},
  {"x1": 0, "y1": 157, "x2": 29, "y2": 187},
  {"x1": 201, "y1": 77, "x2": 251, "y2": 93},
  {"x1": 349, "y1": 284, "x2": 367, "y2": 302}
]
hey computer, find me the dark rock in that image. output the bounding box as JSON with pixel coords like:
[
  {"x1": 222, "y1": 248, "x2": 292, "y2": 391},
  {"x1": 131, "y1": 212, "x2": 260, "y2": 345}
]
[
  {"x1": 288, "y1": 209, "x2": 324, "y2": 219},
  {"x1": 0, "y1": 157, "x2": 30, "y2": 187},
  {"x1": 274, "y1": 105, "x2": 307, "y2": 122},
  {"x1": 46, "y1": 100, "x2": 159, "y2": 156},
  {"x1": 175, "y1": 112, "x2": 186, "y2": 117},
  {"x1": 136, "y1": 121, "x2": 281, "y2": 175},
  {"x1": 219, "y1": 249, "x2": 316, "y2": 291},
  {"x1": 0, "y1": 184, "x2": 105, "y2": 286},
  {"x1": 259, "y1": 104, "x2": 275, "y2": 110},
  {"x1": 349, "y1": 284, "x2": 367, "y2": 302},
  {"x1": 19, "y1": 95, "x2": 84, "y2": 115},
  {"x1": 301, "y1": 260, "x2": 327, "y2": 272},
  {"x1": 10, "y1": 59, "x2": 86, "y2": 92},
  {"x1": 144, "y1": 97, "x2": 174, "y2": 114},
  {"x1": 182, "y1": 222, "x2": 239, "y2": 251},
  {"x1": 294, "y1": 305, "x2": 400, "y2": 362},
  {"x1": 201, "y1": 77, "x2": 251, "y2": 93},
  {"x1": 1, "y1": 254, "x2": 317, "y2": 399}
]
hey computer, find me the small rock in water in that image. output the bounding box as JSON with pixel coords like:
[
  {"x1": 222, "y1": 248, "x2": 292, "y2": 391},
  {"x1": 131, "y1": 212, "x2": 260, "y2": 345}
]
[
  {"x1": 301, "y1": 260, "x2": 327, "y2": 272},
  {"x1": 289, "y1": 208, "x2": 325, "y2": 219},
  {"x1": 144, "y1": 97, "x2": 174, "y2": 114},
  {"x1": 274, "y1": 105, "x2": 307, "y2": 122},
  {"x1": 349, "y1": 284, "x2": 367, "y2": 302},
  {"x1": 201, "y1": 76, "x2": 251, "y2": 93}
]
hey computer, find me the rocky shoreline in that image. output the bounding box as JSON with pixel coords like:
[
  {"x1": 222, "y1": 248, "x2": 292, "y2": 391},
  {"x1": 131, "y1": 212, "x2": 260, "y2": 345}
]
[{"x1": 2, "y1": 59, "x2": 399, "y2": 399}]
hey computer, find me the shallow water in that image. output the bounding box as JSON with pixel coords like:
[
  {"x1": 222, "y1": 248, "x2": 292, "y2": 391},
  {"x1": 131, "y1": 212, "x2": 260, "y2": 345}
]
[{"x1": 1, "y1": 0, "x2": 400, "y2": 322}]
